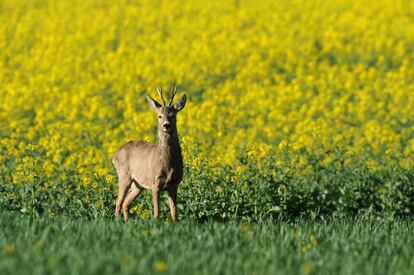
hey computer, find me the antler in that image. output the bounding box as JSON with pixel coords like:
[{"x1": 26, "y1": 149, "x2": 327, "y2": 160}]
[
  {"x1": 168, "y1": 84, "x2": 177, "y2": 106},
  {"x1": 156, "y1": 84, "x2": 166, "y2": 106}
]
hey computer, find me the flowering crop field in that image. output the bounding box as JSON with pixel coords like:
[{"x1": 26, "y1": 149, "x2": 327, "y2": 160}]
[
  {"x1": 2, "y1": 0, "x2": 414, "y2": 273},
  {"x1": 1, "y1": 0, "x2": 414, "y2": 220}
]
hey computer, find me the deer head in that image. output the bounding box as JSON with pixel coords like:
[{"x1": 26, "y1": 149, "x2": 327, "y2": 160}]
[{"x1": 146, "y1": 84, "x2": 187, "y2": 135}]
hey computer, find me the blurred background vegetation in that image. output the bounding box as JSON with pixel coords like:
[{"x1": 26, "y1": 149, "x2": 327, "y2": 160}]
[{"x1": 0, "y1": 0, "x2": 414, "y2": 221}]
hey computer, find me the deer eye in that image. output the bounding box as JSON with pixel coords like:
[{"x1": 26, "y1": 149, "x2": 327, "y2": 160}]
[{"x1": 158, "y1": 115, "x2": 162, "y2": 119}]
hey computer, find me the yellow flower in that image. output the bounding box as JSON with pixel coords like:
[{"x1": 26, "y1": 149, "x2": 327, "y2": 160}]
[
  {"x1": 153, "y1": 260, "x2": 168, "y2": 272},
  {"x1": 3, "y1": 243, "x2": 15, "y2": 254},
  {"x1": 309, "y1": 234, "x2": 318, "y2": 246},
  {"x1": 278, "y1": 140, "x2": 289, "y2": 150}
]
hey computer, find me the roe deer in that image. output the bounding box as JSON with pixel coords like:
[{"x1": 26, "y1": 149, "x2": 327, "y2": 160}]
[{"x1": 112, "y1": 84, "x2": 187, "y2": 222}]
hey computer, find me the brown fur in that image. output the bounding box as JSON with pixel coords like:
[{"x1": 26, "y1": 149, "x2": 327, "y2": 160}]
[{"x1": 113, "y1": 89, "x2": 186, "y2": 221}]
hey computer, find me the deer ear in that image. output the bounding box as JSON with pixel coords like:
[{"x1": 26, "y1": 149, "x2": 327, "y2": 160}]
[
  {"x1": 174, "y1": 94, "x2": 187, "y2": 112},
  {"x1": 146, "y1": 94, "x2": 162, "y2": 110}
]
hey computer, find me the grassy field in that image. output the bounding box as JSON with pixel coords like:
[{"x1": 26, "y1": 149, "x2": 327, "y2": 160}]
[{"x1": 1, "y1": 213, "x2": 414, "y2": 275}]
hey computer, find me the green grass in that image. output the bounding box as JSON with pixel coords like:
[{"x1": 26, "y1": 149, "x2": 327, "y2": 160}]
[{"x1": 1, "y1": 213, "x2": 414, "y2": 275}]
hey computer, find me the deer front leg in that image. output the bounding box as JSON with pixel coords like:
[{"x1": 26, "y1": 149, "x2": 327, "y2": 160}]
[
  {"x1": 167, "y1": 187, "x2": 178, "y2": 222},
  {"x1": 152, "y1": 189, "x2": 160, "y2": 220}
]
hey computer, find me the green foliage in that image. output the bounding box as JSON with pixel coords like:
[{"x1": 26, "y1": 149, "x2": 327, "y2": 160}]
[{"x1": 2, "y1": 152, "x2": 414, "y2": 221}]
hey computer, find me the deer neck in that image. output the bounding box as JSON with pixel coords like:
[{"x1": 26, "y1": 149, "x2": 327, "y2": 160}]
[{"x1": 158, "y1": 130, "x2": 181, "y2": 165}]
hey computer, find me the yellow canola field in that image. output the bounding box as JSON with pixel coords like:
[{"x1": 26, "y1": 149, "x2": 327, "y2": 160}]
[{"x1": 1, "y1": 0, "x2": 414, "y2": 189}]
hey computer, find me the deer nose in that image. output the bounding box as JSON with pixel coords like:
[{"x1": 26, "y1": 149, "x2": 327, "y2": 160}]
[{"x1": 163, "y1": 123, "x2": 171, "y2": 129}]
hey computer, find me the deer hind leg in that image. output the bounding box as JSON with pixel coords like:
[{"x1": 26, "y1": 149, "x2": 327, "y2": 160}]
[
  {"x1": 115, "y1": 168, "x2": 132, "y2": 218},
  {"x1": 122, "y1": 182, "x2": 143, "y2": 222}
]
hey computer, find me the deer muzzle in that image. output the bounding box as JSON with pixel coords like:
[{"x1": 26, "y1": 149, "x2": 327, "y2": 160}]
[{"x1": 163, "y1": 123, "x2": 172, "y2": 131}]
